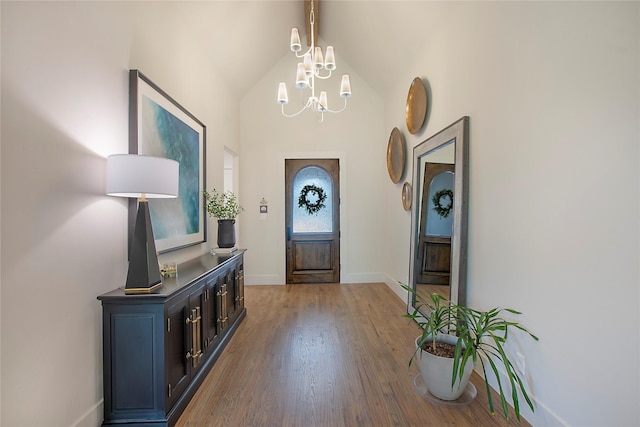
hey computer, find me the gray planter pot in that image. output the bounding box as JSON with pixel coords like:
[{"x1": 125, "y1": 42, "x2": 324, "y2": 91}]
[
  {"x1": 416, "y1": 334, "x2": 474, "y2": 400},
  {"x1": 217, "y1": 219, "x2": 236, "y2": 248}
]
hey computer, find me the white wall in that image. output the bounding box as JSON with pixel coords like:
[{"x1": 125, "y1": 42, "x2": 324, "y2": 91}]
[
  {"x1": 382, "y1": 2, "x2": 639, "y2": 426},
  {"x1": 1, "y1": 2, "x2": 638, "y2": 427},
  {"x1": 1, "y1": 2, "x2": 239, "y2": 425},
  {"x1": 239, "y1": 49, "x2": 386, "y2": 285}
]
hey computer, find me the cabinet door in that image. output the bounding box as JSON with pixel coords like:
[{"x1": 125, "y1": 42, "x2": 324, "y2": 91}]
[
  {"x1": 102, "y1": 303, "x2": 165, "y2": 422},
  {"x1": 165, "y1": 284, "x2": 206, "y2": 410},
  {"x1": 186, "y1": 287, "x2": 206, "y2": 377},
  {"x1": 227, "y1": 259, "x2": 245, "y2": 323},
  {"x1": 203, "y1": 274, "x2": 220, "y2": 353},
  {"x1": 165, "y1": 294, "x2": 190, "y2": 410}
]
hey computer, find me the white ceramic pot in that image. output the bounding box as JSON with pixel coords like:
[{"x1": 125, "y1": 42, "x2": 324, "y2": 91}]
[{"x1": 416, "y1": 335, "x2": 474, "y2": 400}]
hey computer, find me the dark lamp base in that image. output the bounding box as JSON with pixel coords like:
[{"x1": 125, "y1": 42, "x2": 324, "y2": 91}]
[{"x1": 124, "y1": 200, "x2": 163, "y2": 295}]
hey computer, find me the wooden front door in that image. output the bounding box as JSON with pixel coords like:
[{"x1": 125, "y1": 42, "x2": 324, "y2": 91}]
[
  {"x1": 285, "y1": 159, "x2": 340, "y2": 284},
  {"x1": 416, "y1": 162, "x2": 455, "y2": 286}
]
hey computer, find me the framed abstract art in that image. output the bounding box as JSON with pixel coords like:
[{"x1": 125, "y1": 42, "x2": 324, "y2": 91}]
[{"x1": 129, "y1": 69, "x2": 206, "y2": 253}]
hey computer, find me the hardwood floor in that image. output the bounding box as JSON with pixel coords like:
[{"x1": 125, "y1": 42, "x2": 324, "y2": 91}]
[{"x1": 176, "y1": 283, "x2": 530, "y2": 426}]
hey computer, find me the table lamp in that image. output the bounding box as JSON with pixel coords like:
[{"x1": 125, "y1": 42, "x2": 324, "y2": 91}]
[{"x1": 107, "y1": 154, "x2": 179, "y2": 294}]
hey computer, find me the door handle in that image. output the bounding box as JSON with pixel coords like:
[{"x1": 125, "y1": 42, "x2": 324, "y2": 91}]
[{"x1": 287, "y1": 227, "x2": 292, "y2": 241}]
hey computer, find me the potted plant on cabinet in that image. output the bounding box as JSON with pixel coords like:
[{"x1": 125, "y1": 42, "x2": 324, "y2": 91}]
[
  {"x1": 403, "y1": 285, "x2": 539, "y2": 421},
  {"x1": 203, "y1": 188, "x2": 244, "y2": 249}
]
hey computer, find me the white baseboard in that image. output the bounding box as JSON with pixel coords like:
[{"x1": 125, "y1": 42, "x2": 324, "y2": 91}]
[
  {"x1": 478, "y1": 366, "x2": 569, "y2": 426},
  {"x1": 341, "y1": 272, "x2": 385, "y2": 284},
  {"x1": 70, "y1": 400, "x2": 102, "y2": 427},
  {"x1": 245, "y1": 273, "x2": 389, "y2": 285},
  {"x1": 245, "y1": 274, "x2": 283, "y2": 285},
  {"x1": 474, "y1": 353, "x2": 569, "y2": 426},
  {"x1": 382, "y1": 274, "x2": 409, "y2": 305}
]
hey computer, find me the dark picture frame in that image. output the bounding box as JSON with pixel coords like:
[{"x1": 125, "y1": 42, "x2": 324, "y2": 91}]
[{"x1": 129, "y1": 69, "x2": 206, "y2": 253}]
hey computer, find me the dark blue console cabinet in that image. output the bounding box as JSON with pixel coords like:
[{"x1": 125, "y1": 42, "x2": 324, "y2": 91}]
[{"x1": 98, "y1": 250, "x2": 246, "y2": 426}]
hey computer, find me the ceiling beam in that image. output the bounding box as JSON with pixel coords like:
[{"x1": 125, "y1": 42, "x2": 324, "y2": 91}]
[{"x1": 305, "y1": 0, "x2": 319, "y2": 47}]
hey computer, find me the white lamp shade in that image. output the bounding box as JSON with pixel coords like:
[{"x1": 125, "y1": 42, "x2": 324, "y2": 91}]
[
  {"x1": 340, "y1": 74, "x2": 352, "y2": 98},
  {"x1": 324, "y1": 46, "x2": 336, "y2": 70},
  {"x1": 318, "y1": 91, "x2": 328, "y2": 111},
  {"x1": 296, "y1": 63, "x2": 309, "y2": 88},
  {"x1": 290, "y1": 28, "x2": 301, "y2": 52},
  {"x1": 303, "y1": 53, "x2": 313, "y2": 75},
  {"x1": 277, "y1": 82, "x2": 289, "y2": 104},
  {"x1": 314, "y1": 47, "x2": 324, "y2": 69},
  {"x1": 107, "y1": 154, "x2": 179, "y2": 198}
]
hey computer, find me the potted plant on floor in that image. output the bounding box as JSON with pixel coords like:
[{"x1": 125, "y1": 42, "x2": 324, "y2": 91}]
[
  {"x1": 203, "y1": 188, "x2": 244, "y2": 249},
  {"x1": 403, "y1": 285, "x2": 539, "y2": 421}
]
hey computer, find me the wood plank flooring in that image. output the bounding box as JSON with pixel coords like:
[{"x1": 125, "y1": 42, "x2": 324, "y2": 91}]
[{"x1": 176, "y1": 283, "x2": 530, "y2": 427}]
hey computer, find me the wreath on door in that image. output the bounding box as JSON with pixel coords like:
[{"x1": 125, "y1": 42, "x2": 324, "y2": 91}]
[
  {"x1": 432, "y1": 189, "x2": 454, "y2": 218},
  {"x1": 298, "y1": 184, "x2": 327, "y2": 215}
]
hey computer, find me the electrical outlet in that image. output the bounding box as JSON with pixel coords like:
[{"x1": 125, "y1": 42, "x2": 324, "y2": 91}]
[{"x1": 516, "y1": 352, "x2": 526, "y2": 374}]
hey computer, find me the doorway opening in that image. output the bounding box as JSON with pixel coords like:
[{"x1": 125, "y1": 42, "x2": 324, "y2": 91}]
[{"x1": 224, "y1": 147, "x2": 240, "y2": 243}]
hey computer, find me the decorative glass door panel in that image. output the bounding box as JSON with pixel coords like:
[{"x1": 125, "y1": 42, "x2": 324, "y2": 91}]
[
  {"x1": 426, "y1": 171, "x2": 454, "y2": 237},
  {"x1": 293, "y1": 166, "x2": 333, "y2": 233}
]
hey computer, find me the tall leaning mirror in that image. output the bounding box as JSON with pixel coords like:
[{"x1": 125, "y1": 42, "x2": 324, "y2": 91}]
[{"x1": 408, "y1": 116, "x2": 469, "y2": 317}]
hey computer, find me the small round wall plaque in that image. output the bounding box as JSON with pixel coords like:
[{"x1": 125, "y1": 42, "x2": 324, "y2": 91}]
[
  {"x1": 402, "y1": 182, "x2": 412, "y2": 211},
  {"x1": 386, "y1": 127, "x2": 405, "y2": 184}
]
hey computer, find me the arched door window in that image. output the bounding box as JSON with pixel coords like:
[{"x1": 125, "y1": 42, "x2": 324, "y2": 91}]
[
  {"x1": 293, "y1": 166, "x2": 333, "y2": 233},
  {"x1": 426, "y1": 171, "x2": 454, "y2": 237}
]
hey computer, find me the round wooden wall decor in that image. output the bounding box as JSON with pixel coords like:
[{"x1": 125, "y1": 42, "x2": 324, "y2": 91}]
[
  {"x1": 405, "y1": 77, "x2": 428, "y2": 134},
  {"x1": 402, "y1": 182, "x2": 412, "y2": 211},
  {"x1": 386, "y1": 127, "x2": 405, "y2": 184}
]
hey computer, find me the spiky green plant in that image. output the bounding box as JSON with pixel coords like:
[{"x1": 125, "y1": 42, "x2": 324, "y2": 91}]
[
  {"x1": 402, "y1": 284, "x2": 539, "y2": 421},
  {"x1": 403, "y1": 287, "x2": 455, "y2": 359},
  {"x1": 454, "y1": 305, "x2": 538, "y2": 421}
]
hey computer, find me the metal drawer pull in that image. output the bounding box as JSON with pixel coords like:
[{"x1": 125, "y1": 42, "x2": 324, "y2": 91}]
[{"x1": 185, "y1": 307, "x2": 202, "y2": 368}]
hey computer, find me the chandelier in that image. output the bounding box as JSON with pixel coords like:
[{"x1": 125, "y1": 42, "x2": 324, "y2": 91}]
[{"x1": 277, "y1": 0, "x2": 351, "y2": 122}]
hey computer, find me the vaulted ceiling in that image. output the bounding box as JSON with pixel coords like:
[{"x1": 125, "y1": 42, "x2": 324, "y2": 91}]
[{"x1": 174, "y1": 1, "x2": 437, "y2": 100}]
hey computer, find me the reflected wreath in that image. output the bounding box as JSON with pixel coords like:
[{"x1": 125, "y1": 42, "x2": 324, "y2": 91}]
[
  {"x1": 298, "y1": 184, "x2": 327, "y2": 215},
  {"x1": 432, "y1": 189, "x2": 454, "y2": 218}
]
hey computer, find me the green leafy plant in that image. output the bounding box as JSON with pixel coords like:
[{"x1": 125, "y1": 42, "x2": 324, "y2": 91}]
[
  {"x1": 203, "y1": 188, "x2": 244, "y2": 220},
  {"x1": 298, "y1": 184, "x2": 327, "y2": 215},
  {"x1": 431, "y1": 188, "x2": 454, "y2": 218},
  {"x1": 406, "y1": 290, "x2": 455, "y2": 359},
  {"x1": 402, "y1": 284, "x2": 539, "y2": 421}
]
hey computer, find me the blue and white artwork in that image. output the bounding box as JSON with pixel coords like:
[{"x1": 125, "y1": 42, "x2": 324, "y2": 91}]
[{"x1": 142, "y1": 95, "x2": 200, "y2": 240}]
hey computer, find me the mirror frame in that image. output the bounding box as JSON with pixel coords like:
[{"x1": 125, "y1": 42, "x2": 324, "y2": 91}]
[{"x1": 407, "y1": 116, "x2": 469, "y2": 316}]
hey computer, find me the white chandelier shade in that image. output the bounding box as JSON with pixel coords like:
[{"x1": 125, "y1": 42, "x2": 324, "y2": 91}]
[{"x1": 277, "y1": 0, "x2": 351, "y2": 122}]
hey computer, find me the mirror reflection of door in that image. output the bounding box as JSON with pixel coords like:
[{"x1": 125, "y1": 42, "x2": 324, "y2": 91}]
[
  {"x1": 408, "y1": 117, "x2": 468, "y2": 317},
  {"x1": 416, "y1": 162, "x2": 454, "y2": 299},
  {"x1": 285, "y1": 159, "x2": 340, "y2": 284}
]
